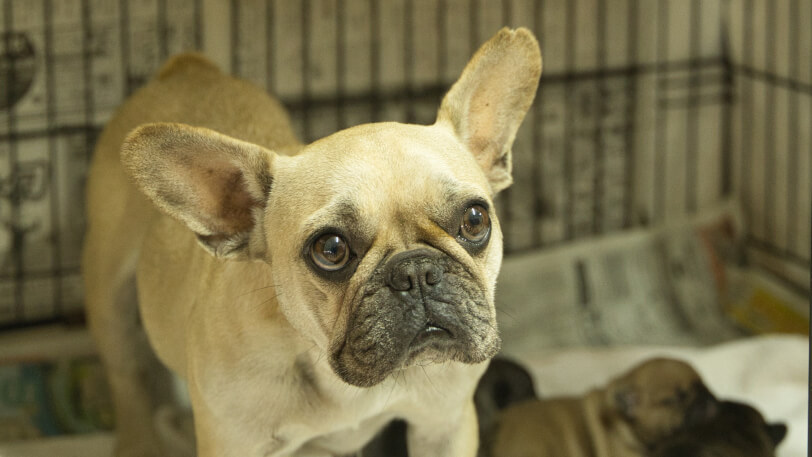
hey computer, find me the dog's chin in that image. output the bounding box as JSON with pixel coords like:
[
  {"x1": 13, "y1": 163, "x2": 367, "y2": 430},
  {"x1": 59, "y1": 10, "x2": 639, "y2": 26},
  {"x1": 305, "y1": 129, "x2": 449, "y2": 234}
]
[{"x1": 329, "y1": 327, "x2": 500, "y2": 388}]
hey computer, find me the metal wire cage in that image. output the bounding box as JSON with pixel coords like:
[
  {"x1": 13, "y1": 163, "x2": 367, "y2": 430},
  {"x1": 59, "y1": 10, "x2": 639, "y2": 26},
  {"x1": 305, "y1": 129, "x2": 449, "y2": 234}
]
[{"x1": 0, "y1": 0, "x2": 809, "y2": 328}]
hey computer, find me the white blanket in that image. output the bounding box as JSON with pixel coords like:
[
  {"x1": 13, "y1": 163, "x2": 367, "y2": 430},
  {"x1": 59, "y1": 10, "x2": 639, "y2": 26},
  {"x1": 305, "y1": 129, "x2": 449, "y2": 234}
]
[{"x1": 503, "y1": 334, "x2": 809, "y2": 457}]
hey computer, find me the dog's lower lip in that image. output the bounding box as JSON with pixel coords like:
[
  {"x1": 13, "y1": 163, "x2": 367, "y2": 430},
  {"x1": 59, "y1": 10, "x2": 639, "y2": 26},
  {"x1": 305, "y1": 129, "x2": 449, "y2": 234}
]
[{"x1": 423, "y1": 323, "x2": 452, "y2": 337}]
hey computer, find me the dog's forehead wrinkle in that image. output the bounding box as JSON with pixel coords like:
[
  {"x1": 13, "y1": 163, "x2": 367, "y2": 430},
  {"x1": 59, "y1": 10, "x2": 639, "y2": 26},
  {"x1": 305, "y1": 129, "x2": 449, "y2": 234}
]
[
  {"x1": 302, "y1": 122, "x2": 485, "y2": 189},
  {"x1": 302, "y1": 197, "x2": 363, "y2": 231}
]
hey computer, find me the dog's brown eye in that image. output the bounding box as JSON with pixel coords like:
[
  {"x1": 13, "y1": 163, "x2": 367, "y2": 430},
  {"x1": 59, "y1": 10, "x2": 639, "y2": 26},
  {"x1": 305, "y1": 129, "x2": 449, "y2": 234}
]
[
  {"x1": 311, "y1": 234, "x2": 350, "y2": 271},
  {"x1": 460, "y1": 205, "x2": 490, "y2": 242}
]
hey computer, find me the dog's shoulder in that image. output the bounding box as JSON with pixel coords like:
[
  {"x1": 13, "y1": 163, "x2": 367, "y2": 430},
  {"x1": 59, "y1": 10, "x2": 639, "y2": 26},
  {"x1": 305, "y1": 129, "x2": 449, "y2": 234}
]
[{"x1": 157, "y1": 53, "x2": 221, "y2": 81}]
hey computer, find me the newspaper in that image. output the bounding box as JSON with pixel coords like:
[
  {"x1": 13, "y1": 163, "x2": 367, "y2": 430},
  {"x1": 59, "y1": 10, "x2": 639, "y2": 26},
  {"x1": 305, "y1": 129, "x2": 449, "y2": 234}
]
[
  {"x1": 0, "y1": 326, "x2": 113, "y2": 440},
  {"x1": 0, "y1": 357, "x2": 113, "y2": 440},
  {"x1": 496, "y1": 202, "x2": 807, "y2": 354}
]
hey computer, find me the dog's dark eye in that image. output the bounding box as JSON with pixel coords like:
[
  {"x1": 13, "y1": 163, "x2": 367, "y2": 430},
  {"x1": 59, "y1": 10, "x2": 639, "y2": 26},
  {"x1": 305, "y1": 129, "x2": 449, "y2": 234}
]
[
  {"x1": 460, "y1": 205, "x2": 490, "y2": 242},
  {"x1": 311, "y1": 234, "x2": 350, "y2": 271}
]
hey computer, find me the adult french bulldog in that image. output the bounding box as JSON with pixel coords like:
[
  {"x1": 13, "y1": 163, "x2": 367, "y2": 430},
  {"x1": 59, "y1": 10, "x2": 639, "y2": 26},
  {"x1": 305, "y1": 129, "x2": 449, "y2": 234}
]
[
  {"x1": 82, "y1": 28, "x2": 542, "y2": 457},
  {"x1": 651, "y1": 400, "x2": 787, "y2": 457},
  {"x1": 489, "y1": 358, "x2": 719, "y2": 457}
]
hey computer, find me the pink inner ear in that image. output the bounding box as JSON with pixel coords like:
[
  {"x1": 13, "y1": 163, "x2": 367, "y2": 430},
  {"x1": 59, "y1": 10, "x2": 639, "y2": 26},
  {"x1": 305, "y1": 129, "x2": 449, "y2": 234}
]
[{"x1": 183, "y1": 156, "x2": 260, "y2": 236}]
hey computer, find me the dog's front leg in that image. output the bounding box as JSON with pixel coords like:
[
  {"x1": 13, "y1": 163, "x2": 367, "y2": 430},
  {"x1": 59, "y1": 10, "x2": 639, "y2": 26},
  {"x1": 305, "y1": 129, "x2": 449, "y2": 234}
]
[{"x1": 406, "y1": 399, "x2": 479, "y2": 457}]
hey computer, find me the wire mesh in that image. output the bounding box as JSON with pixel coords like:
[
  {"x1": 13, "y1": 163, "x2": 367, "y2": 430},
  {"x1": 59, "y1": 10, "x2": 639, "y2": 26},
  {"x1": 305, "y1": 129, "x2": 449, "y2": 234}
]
[{"x1": 0, "y1": 0, "x2": 808, "y2": 328}]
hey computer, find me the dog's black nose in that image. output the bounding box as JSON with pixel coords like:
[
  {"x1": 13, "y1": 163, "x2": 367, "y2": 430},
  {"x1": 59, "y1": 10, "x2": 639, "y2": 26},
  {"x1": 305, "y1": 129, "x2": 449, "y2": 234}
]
[{"x1": 385, "y1": 249, "x2": 444, "y2": 292}]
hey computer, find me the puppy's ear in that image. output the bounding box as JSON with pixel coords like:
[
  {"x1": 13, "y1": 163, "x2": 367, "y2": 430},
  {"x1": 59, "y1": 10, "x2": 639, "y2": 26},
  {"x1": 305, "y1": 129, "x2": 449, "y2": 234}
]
[
  {"x1": 122, "y1": 123, "x2": 275, "y2": 259},
  {"x1": 766, "y1": 422, "x2": 787, "y2": 447},
  {"x1": 609, "y1": 384, "x2": 640, "y2": 420},
  {"x1": 436, "y1": 27, "x2": 542, "y2": 194}
]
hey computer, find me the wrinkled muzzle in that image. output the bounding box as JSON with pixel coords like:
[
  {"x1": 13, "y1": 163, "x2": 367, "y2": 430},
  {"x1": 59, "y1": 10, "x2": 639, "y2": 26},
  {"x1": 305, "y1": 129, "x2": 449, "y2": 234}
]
[{"x1": 330, "y1": 248, "x2": 500, "y2": 387}]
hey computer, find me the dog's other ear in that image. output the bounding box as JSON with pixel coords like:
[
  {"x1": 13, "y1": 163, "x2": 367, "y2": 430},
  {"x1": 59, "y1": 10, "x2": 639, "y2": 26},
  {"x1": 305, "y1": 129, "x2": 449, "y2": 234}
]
[
  {"x1": 609, "y1": 383, "x2": 640, "y2": 420},
  {"x1": 766, "y1": 422, "x2": 787, "y2": 447},
  {"x1": 122, "y1": 123, "x2": 274, "y2": 259},
  {"x1": 436, "y1": 27, "x2": 542, "y2": 194}
]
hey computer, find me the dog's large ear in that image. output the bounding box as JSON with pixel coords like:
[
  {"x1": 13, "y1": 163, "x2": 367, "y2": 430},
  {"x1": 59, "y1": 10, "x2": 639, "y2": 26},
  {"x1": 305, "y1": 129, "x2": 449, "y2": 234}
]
[
  {"x1": 436, "y1": 27, "x2": 542, "y2": 194},
  {"x1": 122, "y1": 123, "x2": 274, "y2": 260}
]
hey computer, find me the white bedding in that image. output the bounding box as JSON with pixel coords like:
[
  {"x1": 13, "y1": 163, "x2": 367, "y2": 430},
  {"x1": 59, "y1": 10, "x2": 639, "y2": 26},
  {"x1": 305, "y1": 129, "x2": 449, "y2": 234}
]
[
  {"x1": 0, "y1": 335, "x2": 806, "y2": 456},
  {"x1": 502, "y1": 334, "x2": 809, "y2": 457}
]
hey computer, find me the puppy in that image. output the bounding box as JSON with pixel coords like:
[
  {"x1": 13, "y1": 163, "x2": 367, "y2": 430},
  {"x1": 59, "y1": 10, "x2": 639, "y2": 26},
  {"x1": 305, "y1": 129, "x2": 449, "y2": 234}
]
[
  {"x1": 651, "y1": 400, "x2": 787, "y2": 457},
  {"x1": 475, "y1": 358, "x2": 538, "y2": 456},
  {"x1": 360, "y1": 357, "x2": 539, "y2": 457},
  {"x1": 490, "y1": 358, "x2": 719, "y2": 457},
  {"x1": 82, "y1": 28, "x2": 542, "y2": 457}
]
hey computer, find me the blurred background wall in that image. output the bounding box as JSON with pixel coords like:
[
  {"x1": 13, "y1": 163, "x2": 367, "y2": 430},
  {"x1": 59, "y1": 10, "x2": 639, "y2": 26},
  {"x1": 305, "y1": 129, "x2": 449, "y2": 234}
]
[{"x1": 0, "y1": 0, "x2": 808, "y2": 327}]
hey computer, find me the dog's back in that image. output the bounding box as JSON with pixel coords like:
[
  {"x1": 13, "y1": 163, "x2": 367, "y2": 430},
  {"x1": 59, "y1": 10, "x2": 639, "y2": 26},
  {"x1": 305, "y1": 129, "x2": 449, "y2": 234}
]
[
  {"x1": 84, "y1": 54, "x2": 298, "y2": 285},
  {"x1": 491, "y1": 394, "x2": 604, "y2": 457},
  {"x1": 81, "y1": 54, "x2": 300, "y2": 456}
]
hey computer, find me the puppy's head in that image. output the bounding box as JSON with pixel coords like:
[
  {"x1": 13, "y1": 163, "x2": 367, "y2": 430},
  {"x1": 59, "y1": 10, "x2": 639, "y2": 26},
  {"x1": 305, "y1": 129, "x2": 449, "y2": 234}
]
[
  {"x1": 474, "y1": 358, "x2": 537, "y2": 443},
  {"x1": 121, "y1": 28, "x2": 542, "y2": 387},
  {"x1": 605, "y1": 358, "x2": 719, "y2": 447},
  {"x1": 707, "y1": 401, "x2": 787, "y2": 453},
  {"x1": 652, "y1": 401, "x2": 787, "y2": 457}
]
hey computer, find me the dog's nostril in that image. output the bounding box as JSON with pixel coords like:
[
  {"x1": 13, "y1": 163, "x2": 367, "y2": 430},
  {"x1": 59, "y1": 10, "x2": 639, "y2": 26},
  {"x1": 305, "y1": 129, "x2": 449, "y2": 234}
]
[
  {"x1": 391, "y1": 276, "x2": 412, "y2": 291},
  {"x1": 425, "y1": 266, "x2": 443, "y2": 285},
  {"x1": 385, "y1": 250, "x2": 445, "y2": 292}
]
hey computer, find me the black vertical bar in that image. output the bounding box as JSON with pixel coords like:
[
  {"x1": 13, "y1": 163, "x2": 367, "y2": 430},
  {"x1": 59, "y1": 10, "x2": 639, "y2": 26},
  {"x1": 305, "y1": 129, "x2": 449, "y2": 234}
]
[
  {"x1": 157, "y1": 0, "x2": 168, "y2": 61},
  {"x1": 44, "y1": 0, "x2": 61, "y2": 318},
  {"x1": 719, "y1": 0, "x2": 733, "y2": 198},
  {"x1": 266, "y1": 0, "x2": 275, "y2": 93},
  {"x1": 499, "y1": 0, "x2": 513, "y2": 252},
  {"x1": 593, "y1": 0, "x2": 606, "y2": 235},
  {"x1": 623, "y1": 0, "x2": 638, "y2": 228},
  {"x1": 507, "y1": 0, "x2": 517, "y2": 250},
  {"x1": 686, "y1": 0, "x2": 700, "y2": 213},
  {"x1": 369, "y1": 0, "x2": 381, "y2": 121},
  {"x1": 653, "y1": 0, "x2": 668, "y2": 223},
  {"x1": 763, "y1": 0, "x2": 776, "y2": 243},
  {"x1": 81, "y1": 0, "x2": 94, "y2": 154},
  {"x1": 230, "y1": 0, "x2": 239, "y2": 74},
  {"x1": 786, "y1": 0, "x2": 799, "y2": 252},
  {"x1": 119, "y1": 0, "x2": 131, "y2": 96},
  {"x1": 193, "y1": 0, "x2": 202, "y2": 49},
  {"x1": 741, "y1": 0, "x2": 753, "y2": 230},
  {"x1": 809, "y1": 0, "x2": 812, "y2": 432},
  {"x1": 404, "y1": 0, "x2": 415, "y2": 123},
  {"x1": 564, "y1": 0, "x2": 575, "y2": 239},
  {"x1": 532, "y1": 0, "x2": 544, "y2": 246},
  {"x1": 301, "y1": 0, "x2": 312, "y2": 141},
  {"x1": 336, "y1": 0, "x2": 346, "y2": 129},
  {"x1": 469, "y1": 0, "x2": 477, "y2": 62},
  {"x1": 437, "y1": 0, "x2": 446, "y2": 86},
  {"x1": 82, "y1": 0, "x2": 96, "y2": 316},
  {"x1": 3, "y1": 0, "x2": 23, "y2": 321}
]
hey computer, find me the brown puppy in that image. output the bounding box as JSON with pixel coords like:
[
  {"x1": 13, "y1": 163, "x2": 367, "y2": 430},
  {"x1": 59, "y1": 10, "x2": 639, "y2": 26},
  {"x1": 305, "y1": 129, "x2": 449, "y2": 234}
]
[
  {"x1": 82, "y1": 28, "x2": 541, "y2": 457},
  {"x1": 651, "y1": 400, "x2": 787, "y2": 457},
  {"x1": 490, "y1": 358, "x2": 718, "y2": 457}
]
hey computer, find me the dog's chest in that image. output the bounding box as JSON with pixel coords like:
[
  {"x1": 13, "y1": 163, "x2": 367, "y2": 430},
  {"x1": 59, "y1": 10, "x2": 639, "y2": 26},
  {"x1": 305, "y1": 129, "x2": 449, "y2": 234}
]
[{"x1": 298, "y1": 411, "x2": 397, "y2": 456}]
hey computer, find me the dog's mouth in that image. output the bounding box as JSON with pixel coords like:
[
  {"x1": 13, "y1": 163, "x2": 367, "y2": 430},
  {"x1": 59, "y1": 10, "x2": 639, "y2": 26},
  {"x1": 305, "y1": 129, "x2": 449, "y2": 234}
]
[
  {"x1": 414, "y1": 321, "x2": 453, "y2": 343},
  {"x1": 407, "y1": 321, "x2": 456, "y2": 357},
  {"x1": 329, "y1": 250, "x2": 500, "y2": 388}
]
